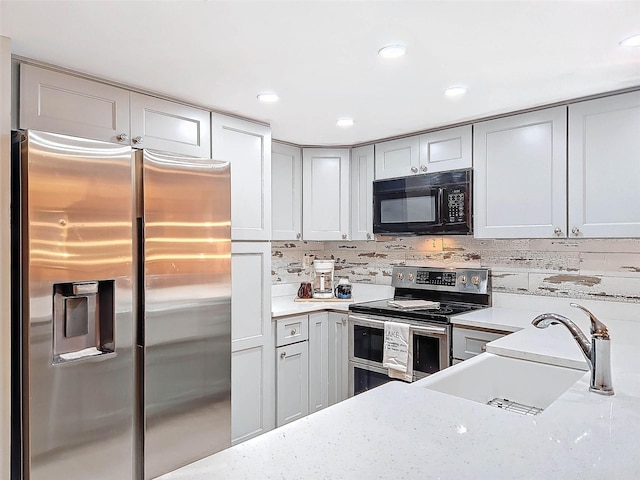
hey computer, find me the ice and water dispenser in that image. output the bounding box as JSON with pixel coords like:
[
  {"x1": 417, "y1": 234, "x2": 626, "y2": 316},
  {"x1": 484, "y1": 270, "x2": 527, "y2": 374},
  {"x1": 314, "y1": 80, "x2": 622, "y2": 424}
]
[{"x1": 52, "y1": 280, "x2": 116, "y2": 363}]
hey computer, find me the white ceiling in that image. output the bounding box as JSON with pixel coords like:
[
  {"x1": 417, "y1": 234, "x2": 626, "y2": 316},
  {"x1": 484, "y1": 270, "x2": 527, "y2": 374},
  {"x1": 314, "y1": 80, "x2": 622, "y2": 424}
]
[{"x1": 1, "y1": 0, "x2": 640, "y2": 146}]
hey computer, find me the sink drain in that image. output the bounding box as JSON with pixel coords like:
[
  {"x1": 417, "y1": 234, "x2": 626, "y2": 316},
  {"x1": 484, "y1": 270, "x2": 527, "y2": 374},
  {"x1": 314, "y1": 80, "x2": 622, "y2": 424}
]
[{"x1": 487, "y1": 398, "x2": 544, "y2": 416}]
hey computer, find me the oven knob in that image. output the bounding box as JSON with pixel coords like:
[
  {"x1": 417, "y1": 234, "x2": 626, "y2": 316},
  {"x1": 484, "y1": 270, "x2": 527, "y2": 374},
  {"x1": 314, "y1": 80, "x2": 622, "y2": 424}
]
[
  {"x1": 397, "y1": 272, "x2": 404, "y2": 281},
  {"x1": 407, "y1": 273, "x2": 414, "y2": 282},
  {"x1": 471, "y1": 276, "x2": 481, "y2": 286},
  {"x1": 459, "y1": 275, "x2": 468, "y2": 285}
]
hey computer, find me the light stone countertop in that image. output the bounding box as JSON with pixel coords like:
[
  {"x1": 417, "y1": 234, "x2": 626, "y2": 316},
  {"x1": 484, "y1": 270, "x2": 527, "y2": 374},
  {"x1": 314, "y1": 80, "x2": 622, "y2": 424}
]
[
  {"x1": 161, "y1": 298, "x2": 640, "y2": 480},
  {"x1": 271, "y1": 283, "x2": 394, "y2": 318}
]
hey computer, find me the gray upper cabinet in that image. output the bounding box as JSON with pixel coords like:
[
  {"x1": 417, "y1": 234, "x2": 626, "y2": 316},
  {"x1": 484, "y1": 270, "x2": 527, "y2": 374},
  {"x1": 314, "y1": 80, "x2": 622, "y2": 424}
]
[
  {"x1": 20, "y1": 64, "x2": 211, "y2": 157},
  {"x1": 473, "y1": 107, "x2": 567, "y2": 239},
  {"x1": 272, "y1": 142, "x2": 302, "y2": 241},
  {"x1": 374, "y1": 136, "x2": 420, "y2": 180},
  {"x1": 419, "y1": 125, "x2": 472, "y2": 173},
  {"x1": 568, "y1": 91, "x2": 640, "y2": 238},
  {"x1": 302, "y1": 148, "x2": 350, "y2": 241},
  {"x1": 130, "y1": 92, "x2": 211, "y2": 157},
  {"x1": 212, "y1": 113, "x2": 272, "y2": 241},
  {"x1": 350, "y1": 145, "x2": 374, "y2": 241},
  {"x1": 20, "y1": 64, "x2": 130, "y2": 144}
]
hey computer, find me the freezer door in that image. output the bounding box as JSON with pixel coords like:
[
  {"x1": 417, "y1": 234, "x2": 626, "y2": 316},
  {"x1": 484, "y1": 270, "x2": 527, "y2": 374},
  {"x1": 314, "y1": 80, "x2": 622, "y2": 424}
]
[
  {"x1": 141, "y1": 149, "x2": 231, "y2": 479},
  {"x1": 20, "y1": 130, "x2": 135, "y2": 480}
]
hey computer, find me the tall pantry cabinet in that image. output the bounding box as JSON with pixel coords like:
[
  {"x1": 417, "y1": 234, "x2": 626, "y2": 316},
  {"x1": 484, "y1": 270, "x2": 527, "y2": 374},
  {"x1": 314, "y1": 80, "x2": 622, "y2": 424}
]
[{"x1": 211, "y1": 114, "x2": 275, "y2": 444}]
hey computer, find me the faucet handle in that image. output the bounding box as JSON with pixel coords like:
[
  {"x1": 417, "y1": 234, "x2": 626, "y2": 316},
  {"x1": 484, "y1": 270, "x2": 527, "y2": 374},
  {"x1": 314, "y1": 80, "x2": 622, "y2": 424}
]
[{"x1": 570, "y1": 303, "x2": 610, "y2": 338}]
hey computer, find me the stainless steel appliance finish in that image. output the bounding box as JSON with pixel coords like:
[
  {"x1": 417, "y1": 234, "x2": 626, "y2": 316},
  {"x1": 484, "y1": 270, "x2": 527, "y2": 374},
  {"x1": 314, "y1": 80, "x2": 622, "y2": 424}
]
[
  {"x1": 348, "y1": 313, "x2": 450, "y2": 396},
  {"x1": 373, "y1": 169, "x2": 472, "y2": 236},
  {"x1": 13, "y1": 130, "x2": 231, "y2": 480},
  {"x1": 347, "y1": 266, "x2": 490, "y2": 396},
  {"x1": 140, "y1": 149, "x2": 231, "y2": 478},
  {"x1": 532, "y1": 303, "x2": 614, "y2": 396}
]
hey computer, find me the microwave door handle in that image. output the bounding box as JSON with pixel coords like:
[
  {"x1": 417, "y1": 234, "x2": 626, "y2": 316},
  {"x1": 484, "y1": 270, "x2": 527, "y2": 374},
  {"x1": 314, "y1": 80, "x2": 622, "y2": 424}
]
[{"x1": 438, "y1": 188, "x2": 445, "y2": 224}]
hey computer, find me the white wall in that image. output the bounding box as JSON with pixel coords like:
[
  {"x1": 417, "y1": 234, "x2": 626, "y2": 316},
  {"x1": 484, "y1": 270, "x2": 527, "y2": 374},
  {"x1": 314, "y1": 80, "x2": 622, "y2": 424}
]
[{"x1": 0, "y1": 34, "x2": 12, "y2": 480}]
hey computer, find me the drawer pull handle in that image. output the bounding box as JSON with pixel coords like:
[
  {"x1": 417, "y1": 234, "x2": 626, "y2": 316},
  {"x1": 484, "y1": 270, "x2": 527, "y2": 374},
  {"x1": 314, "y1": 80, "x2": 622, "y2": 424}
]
[
  {"x1": 290, "y1": 329, "x2": 297, "y2": 335},
  {"x1": 280, "y1": 352, "x2": 286, "y2": 359}
]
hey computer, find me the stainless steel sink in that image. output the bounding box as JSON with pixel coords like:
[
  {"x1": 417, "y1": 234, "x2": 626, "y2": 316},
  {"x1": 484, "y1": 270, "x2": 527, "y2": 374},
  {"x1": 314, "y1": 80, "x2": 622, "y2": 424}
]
[{"x1": 420, "y1": 353, "x2": 587, "y2": 414}]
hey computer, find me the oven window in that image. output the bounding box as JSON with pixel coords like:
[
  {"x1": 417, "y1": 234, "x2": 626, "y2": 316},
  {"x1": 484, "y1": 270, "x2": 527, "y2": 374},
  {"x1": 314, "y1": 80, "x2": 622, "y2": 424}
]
[
  {"x1": 413, "y1": 334, "x2": 442, "y2": 374},
  {"x1": 380, "y1": 195, "x2": 436, "y2": 224},
  {"x1": 353, "y1": 365, "x2": 393, "y2": 395},
  {"x1": 353, "y1": 325, "x2": 384, "y2": 363}
]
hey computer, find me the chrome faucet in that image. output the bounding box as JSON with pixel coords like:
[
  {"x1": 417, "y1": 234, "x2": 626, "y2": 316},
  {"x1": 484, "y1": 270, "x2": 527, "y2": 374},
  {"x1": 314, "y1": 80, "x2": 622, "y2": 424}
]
[{"x1": 532, "y1": 303, "x2": 614, "y2": 395}]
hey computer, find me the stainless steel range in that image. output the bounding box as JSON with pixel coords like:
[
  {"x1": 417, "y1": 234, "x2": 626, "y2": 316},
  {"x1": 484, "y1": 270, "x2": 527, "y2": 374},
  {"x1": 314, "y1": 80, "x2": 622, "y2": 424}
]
[{"x1": 348, "y1": 266, "x2": 490, "y2": 396}]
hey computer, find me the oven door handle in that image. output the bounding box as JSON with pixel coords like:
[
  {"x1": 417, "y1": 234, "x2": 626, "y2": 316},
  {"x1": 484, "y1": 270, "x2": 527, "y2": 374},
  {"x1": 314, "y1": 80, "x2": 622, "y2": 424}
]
[
  {"x1": 347, "y1": 315, "x2": 386, "y2": 327},
  {"x1": 413, "y1": 325, "x2": 448, "y2": 336},
  {"x1": 349, "y1": 314, "x2": 448, "y2": 337}
]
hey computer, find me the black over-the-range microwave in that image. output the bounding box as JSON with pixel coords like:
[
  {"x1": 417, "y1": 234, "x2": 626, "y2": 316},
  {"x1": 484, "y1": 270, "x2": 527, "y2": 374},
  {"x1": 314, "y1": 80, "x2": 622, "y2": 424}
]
[{"x1": 372, "y1": 168, "x2": 472, "y2": 236}]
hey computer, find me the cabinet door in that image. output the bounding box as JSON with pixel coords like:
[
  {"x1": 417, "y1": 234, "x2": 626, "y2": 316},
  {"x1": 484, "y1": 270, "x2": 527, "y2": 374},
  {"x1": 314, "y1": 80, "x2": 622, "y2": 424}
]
[
  {"x1": 452, "y1": 326, "x2": 507, "y2": 361},
  {"x1": 328, "y1": 312, "x2": 349, "y2": 405},
  {"x1": 350, "y1": 145, "x2": 375, "y2": 241},
  {"x1": 276, "y1": 341, "x2": 309, "y2": 427},
  {"x1": 473, "y1": 107, "x2": 567, "y2": 238},
  {"x1": 130, "y1": 92, "x2": 211, "y2": 157},
  {"x1": 374, "y1": 136, "x2": 420, "y2": 180},
  {"x1": 272, "y1": 142, "x2": 302, "y2": 240},
  {"x1": 231, "y1": 242, "x2": 274, "y2": 444},
  {"x1": 19, "y1": 64, "x2": 130, "y2": 144},
  {"x1": 308, "y1": 312, "x2": 329, "y2": 414},
  {"x1": 568, "y1": 91, "x2": 640, "y2": 238},
  {"x1": 419, "y1": 125, "x2": 472, "y2": 173},
  {"x1": 212, "y1": 114, "x2": 272, "y2": 241},
  {"x1": 302, "y1": 148, "x2": 350, "y2": 241}
]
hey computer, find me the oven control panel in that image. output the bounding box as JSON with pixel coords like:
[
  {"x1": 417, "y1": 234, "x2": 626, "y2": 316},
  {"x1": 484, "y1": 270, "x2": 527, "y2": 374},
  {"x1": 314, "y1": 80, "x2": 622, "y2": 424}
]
[
  {"x1": 415, "y1": 270, "x2": 457, "y2": 286},
  {"x1": 392, "y1": 266, "x2": 489, "y2": 295}
]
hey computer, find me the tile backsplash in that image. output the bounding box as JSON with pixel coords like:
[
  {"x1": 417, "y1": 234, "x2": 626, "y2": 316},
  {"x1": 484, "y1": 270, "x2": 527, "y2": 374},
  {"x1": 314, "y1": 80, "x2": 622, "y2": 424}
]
[{"x1": 271, "y1": 237, "x2": 640, "y2": 303}]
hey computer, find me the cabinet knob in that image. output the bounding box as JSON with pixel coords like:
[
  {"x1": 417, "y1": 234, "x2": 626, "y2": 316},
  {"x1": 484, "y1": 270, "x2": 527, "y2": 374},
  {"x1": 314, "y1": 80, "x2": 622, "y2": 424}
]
[
  {"x1": 420, "y1": 165, "x2": 428, "y2": 173},
  {"x1": 290, "y1": 329, "x2": 297, "y2": 335},
  {"x1": 280, "y1": 352, "x2": 286, "y2": 359},
  {"x1": 116, "y1": 133, "x2": 129, "y2": 143},
  {"x1": 296, "y1": 233, "x2": 301, "y2": 240},
  {"x1": 133, "y1": 136, "x2": 144, "y2": 145},
  {"x1": 366, "y1": 233, "x2": 372, "y2": 240},
  {"x1": 342, "y1": 233, "x2": 347, "y2": 240},
  {"x1": 410, "y1": 166, "x2": 419, "y2": 174},
  {"x1": 553, "y1": 227, "x2": 563, "y2": 236},
  {"x1": 572, "y1": 227, "x2": 581, "y2": 236},
  {"x1": 342, "y1": 318, "x2": 347, "y2": 326}
]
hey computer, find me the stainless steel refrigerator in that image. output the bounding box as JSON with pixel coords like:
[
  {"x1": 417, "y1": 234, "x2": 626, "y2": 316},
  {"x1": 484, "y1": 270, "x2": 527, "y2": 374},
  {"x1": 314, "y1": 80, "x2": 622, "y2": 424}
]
[{"x1": 12, "y1": 130, "x2": 231, "y2": 480}]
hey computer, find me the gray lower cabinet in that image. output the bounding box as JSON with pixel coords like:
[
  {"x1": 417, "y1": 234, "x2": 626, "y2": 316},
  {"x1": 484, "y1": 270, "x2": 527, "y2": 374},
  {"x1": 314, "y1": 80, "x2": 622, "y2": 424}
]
[
  {"x1": 231, "y1": 242, "x2": 274, "y2": 444},
  {"x1": 275, "y1": 311, "x2": 349, "y2": 427},
  {"x1": 452, "y1": 325, "x2": 509, "y2": 362},
  {"x1": 328, "y1": 312, "x2": 349, "y2": 404},
  {"x1": 276, "y1": 315, "x2": 309, "y2": 426},
  {"x1": 308, "y1": 312, "x2": 329, "y2": 413}
]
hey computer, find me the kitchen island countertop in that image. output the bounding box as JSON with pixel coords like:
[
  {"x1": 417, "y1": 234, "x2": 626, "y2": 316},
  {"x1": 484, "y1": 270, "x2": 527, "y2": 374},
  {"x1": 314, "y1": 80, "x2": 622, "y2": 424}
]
[{"x1": 161, "y1": 298, "x2": 640, "y2": 479}]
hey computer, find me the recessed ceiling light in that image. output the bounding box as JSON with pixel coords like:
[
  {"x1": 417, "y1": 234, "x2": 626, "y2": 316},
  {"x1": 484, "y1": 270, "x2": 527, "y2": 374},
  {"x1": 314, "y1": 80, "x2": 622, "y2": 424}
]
[
  {"x1": 257, "y1": 93, "x2": 279, "y2": 103},
  {"x1": 444, "y1": 86, "x2": 467, "y2": 97},
  {"x1": 620, "y1": 34, "x2": 640, "y2": 47},
  {"x1": 336, "y1": 118, "x2": 354, "y2": 128},
  {"x1": 378, "y1": 44, "x2": 407, "y2": 59}
]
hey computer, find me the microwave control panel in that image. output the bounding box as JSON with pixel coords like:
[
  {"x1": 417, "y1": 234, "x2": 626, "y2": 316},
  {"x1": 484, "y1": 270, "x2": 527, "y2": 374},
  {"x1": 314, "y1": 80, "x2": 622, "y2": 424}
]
[{"x1": 446, "y1": 187, "x2": 467, "y2": 223}]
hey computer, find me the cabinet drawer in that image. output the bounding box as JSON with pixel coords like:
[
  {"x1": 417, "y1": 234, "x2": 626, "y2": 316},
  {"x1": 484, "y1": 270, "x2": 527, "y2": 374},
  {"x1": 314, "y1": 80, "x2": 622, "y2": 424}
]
[
  {"x1": 453, "y1": 326, "x2": 508, "y2": 361},
  {"x1": 276, "y1": 315, "x2": 309, "y2": 347}
]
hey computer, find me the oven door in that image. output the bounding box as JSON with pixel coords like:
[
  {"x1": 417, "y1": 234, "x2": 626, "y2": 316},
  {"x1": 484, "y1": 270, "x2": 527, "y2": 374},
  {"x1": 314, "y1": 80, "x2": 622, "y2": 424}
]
[
  {"x1": 373, "y1": 175, "x2": 443, "y2": 235},
  {"x1": 348, "y1": 314, "x2": 451, "y2": 396}
]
